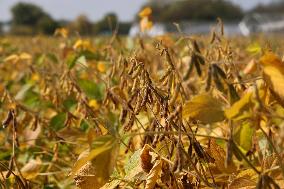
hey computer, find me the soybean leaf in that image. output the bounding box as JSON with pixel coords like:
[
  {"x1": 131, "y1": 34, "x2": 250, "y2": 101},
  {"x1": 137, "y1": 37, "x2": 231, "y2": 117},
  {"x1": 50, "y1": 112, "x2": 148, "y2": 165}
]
[{"x1": 183, "y1": 93, "x2": 225, "y2": 124}]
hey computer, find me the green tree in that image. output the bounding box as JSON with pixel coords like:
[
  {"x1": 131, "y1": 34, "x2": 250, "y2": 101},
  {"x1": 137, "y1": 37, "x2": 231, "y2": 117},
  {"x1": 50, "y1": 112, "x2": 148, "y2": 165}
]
[
  {"x1": 68, "y1": 14, "x2": 93, "y2": 35},
  {"x1": 37, "y1": 15, "x2": 59, "y2": 34},
  {"x1": 93, "y1": 13, "x2": 118, "y2": 35},
  {"x1": 0, "y1": 22, "x2": 3, "y2": 35},
  {"x1": 140, "y1": 0, "x2": 243, "y2": 22},
  {"x1": 10, "y1": 2, "x2": 58, "y2": 35},
  {"x1": 250, "y1": 1, "x2": 284, "y2": 14}
]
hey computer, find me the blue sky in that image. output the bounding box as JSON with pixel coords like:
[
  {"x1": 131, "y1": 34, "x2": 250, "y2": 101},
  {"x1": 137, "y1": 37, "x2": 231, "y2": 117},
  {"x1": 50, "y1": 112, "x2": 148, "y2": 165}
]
[{"x1": 0, "y1": 0, "x2": 274, "y2": 22}]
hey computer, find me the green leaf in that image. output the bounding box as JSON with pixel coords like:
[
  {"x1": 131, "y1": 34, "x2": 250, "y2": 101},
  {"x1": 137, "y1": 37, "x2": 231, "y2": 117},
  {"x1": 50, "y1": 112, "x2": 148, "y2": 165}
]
[
  {"x1": 63, "y1": 97, "x2": 77, "y2": 110},
  {"x1": 80, "y1": 120, "x2": 89, "y2": 132},
  {"x1": 124, "y1": 149, "x2": 144, "y2": 181},
  {"x1": 78, "y1": 80, "x2": 105, "y2": 100},
  {"x1": 50, "y1": 113, "x2": 66, "y2": 131},
  {"x1": 182, "y1": 93, "x2": 225, "y2": 124},
  {"x1": 238, "y1": 121, "x2": 254, "y2": 151},
  {"x1": 80, "y1": 50, "x2": 102, "y2": 60},
  {"x1": 124, "y1": 149, "x2": 142, "y2": 175},
  {"x1": 66, "y1": 53, "x2": 80, "y2": 69},
  {"x1": 15, "y1": 84, "x2": 40, "y2": 108},
  {"x1": 46, "y1": 53, "x2": 58, "y2": 64},
  {"x1": 15, "y1": 83, "x2": 33, "y2": 100}
]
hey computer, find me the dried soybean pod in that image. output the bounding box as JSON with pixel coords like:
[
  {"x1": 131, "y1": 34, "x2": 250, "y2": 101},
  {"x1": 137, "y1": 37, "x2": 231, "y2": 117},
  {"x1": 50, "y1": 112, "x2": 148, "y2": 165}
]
[
  {"x1": 134, "y1": 92, "x2": 143, "y2": 114},
  {"x1": 212, "y1": 64, "x2": 226, "y2": 79},
  {"x1": 119, "y1": 109, "x2": 127, "y2": 124},
  {"x1": 123, "y1": 113, "x2": 135, "y2": 131},
  {"x1": 153, "y1": 101, "x2": 160, "y2": 116},
  {"x1": 192, "y1": 40, "x2": 201, "y2": 53},
  {"x1": 183, "y1": 57, "x2": 194, "y2": 80},
  {"x1": 205, "y1": 66, "x2": 212, "y2": 91},
  {"x1": 132, "y1": 64, "x2": 143, "y2": 78},
  {"x1": 159, "y1": 67, "x2": 172, "y2": 82},
  {"x1": 210, "y1": 31, "x2": 216, "y2": 44},
  {"x1": 212, "y1": 67, "x2": 224, "y2": 92},
  {"x1": 169, "y1": 84, "x2": 180, "y2": 106},
  {"x1": 265, "y1": 175, "x2": 280, "y2": 189},
  {"x1": 131, "y1": 78, "x2": 139, "y2": 94},
  {"x1": 110, "y1": 61, "x2": 116, "y2": 78},
  {"x1": 193, "y1": 141, "x2": 205, "y2": 159},
  {"x1": 188, "y1": 141, "x2": 193, "y2": 158},
  {"x1": 194, "y1": 58, "x2": 202, "y2": 76},
  {"x1": 15, "y1": 175, "x2": 26, "y2": 189},
  {"x1": 127, "y1": 60, "x2": 136, "y2": 75},
  {"x1": 140, "y1": 87, "x2": 149, "y2": 109},
  {"x1": 228, "y1": 84, "x2": 240, "y2": 104},
  {"x1": 196, "y1": 52, "x2": 205, "y2": 65},
  {"x1": 161, "y1": 76, "x2": 169, "y2": 87},
  {"x1": 168, "y1": 104, "x2": 182, "y2": 121},
  {"x1": 5, "y1": 158, "x2": 14, "y2": 178},
  {"x1": 2, "y1": 109, "x2": 13, "y2": 129},
  {"x1": 165, "y1": 48, "x2": 175, "y2": 69},
  {"x1": 226, "y1": 138, "x2": 233, "y2": 168},
  {"x1": 217, "y1": 17, "x2": 224, "y2": 36}
]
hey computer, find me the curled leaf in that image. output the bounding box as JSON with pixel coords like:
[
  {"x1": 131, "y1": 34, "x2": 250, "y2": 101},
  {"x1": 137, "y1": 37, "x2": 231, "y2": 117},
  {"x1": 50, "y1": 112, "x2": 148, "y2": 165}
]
[
  {"x1": 140, "y1": 145, "x2": 153, "y2": 173},
  {"x1": 260, "y1": 52, "x2": 284, "y2": 105},
  {"x1": 145, "y1": 159, "x2": 162, "y2": 189}
]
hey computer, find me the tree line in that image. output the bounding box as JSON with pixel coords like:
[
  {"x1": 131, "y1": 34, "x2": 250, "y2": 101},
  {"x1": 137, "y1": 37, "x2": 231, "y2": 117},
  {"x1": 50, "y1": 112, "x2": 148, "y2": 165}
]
[{"x1": 1, "y1": 0, "x2": 284, "y2": 36}]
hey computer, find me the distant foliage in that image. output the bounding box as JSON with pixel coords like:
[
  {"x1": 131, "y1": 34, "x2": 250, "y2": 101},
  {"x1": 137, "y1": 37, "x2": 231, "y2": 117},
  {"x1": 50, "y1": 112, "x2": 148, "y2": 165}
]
[
  {"x1": 250, "y1": 1, "x2": 284, "y2": 14},
  {"x1": 141, "y1": 0, "x2": 244, "y2": 22},
  {"x1": 68, "y1": 15, "x2": 94, "y2": 36},
  {"x1": 10, "y1": 2, "x2": 59, "y2": 35}
]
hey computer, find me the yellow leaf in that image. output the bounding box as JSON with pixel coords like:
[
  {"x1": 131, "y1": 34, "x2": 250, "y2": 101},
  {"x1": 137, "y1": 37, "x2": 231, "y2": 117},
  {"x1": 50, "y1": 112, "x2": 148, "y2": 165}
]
[
  {"x1": 73, "y1": 136, "x2": 119, "y2": 188},
  {"x1": 229, "y1": 169, "x2": 258, "y2": 189},
  {"x1": 97, "y1": 61, "x2": 106, "y2": 73},
  {"x1": 243, "y1": 59, "x2": 257, "y2": 75},
  {"x1": 70, "y1": 135, "x2": 117, "y2": 177},
  {"x1": 21, "y1": 158, "x2": 42, "y2": 180},
  {"x1": 246, "y1": 43, "x2": 262, "y2": 55},
  {"x1": 88, "y1": 99, "x2": 100, "y2": 110},
  {"x1": 225, "y1": 90, "x2": 253, "y2": 119},
  {"x1": 31, "y1": 73, "x2": 40, "y2": 82},
  {"x1": 73, "y1": 39, "x2": 94, "y2": 51},
  {"x1": 140, "y1": 17, "x2": 153, "y2": 32},
  {"x1": 54, "y1": 27, "x2": 69, "y2": 38},
  {"x1": 139, "y1": 7, "x2": 152, "y2": 18},
  {"x1": 19, "y1": 52, "x2": 32, "y2": 60},
  {"x1": 4, "y1": 54, "x2": 19, "y2": 63},
  {"x1": 260, "y1": 52, "x2": 284, "y2": 103},
  {"x1": 145, "y1": 159, "x2": 162, "y2": 189},
  {"x1": 182, "y1": 93, "x2": 225, "y2": 124},
  {"x1": 4, "y1": 52, "x2": 32, "y2": 63}
]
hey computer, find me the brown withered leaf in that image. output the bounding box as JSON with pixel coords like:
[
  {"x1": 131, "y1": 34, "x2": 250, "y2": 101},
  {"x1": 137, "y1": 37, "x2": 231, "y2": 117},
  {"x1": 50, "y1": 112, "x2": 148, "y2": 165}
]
[
  {"x1": 207, "y1": 139, "x2": 236, "y2": 174},
  {"x1": 140, "y1": 145, "x2": 153, "y2": 173},
  {"x1": 145, "y1": 159, "x2": 163, "y2": 189}
]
